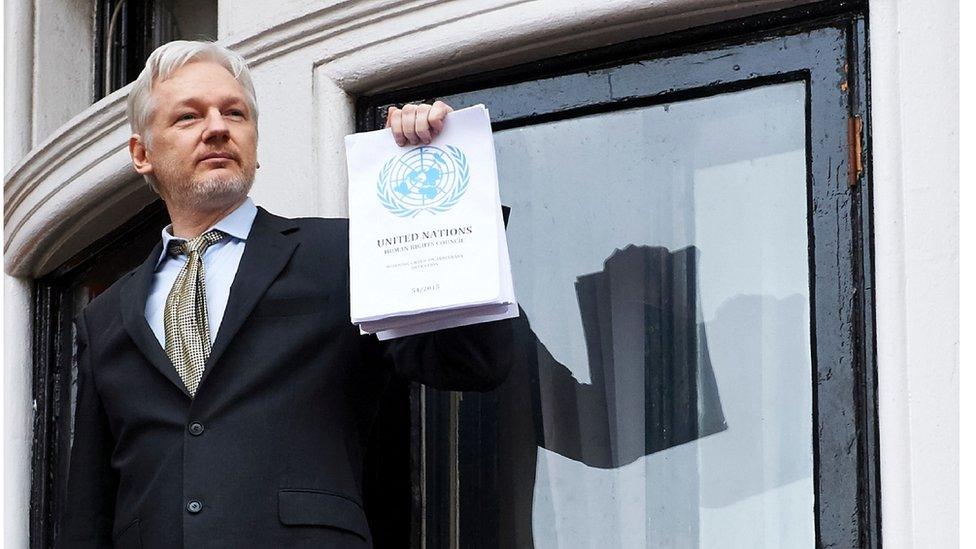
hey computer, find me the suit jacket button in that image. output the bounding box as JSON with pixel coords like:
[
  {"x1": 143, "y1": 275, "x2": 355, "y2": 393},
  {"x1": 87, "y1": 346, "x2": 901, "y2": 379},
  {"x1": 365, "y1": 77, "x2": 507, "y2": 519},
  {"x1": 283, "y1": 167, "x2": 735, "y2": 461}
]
[
  {"x1": 188, "y1": 422, "x2": 205, "y2": 436},
  {"x1": 186, "y1": 500, "x2": 203, "y2": 514}
]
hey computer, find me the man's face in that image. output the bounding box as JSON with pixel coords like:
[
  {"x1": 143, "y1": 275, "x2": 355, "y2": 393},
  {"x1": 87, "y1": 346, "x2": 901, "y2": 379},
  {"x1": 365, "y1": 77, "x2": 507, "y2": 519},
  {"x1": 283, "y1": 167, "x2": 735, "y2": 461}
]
[{"x1": 133, "y1": 60, "x2": 257, "y2": 210}]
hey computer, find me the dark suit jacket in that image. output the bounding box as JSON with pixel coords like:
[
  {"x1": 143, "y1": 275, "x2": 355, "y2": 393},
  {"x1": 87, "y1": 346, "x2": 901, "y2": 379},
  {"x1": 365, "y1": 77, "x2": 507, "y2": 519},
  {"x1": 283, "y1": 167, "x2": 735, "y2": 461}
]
[{"x1": 59, "y1": 207, "x2": 514, "y2": 548}]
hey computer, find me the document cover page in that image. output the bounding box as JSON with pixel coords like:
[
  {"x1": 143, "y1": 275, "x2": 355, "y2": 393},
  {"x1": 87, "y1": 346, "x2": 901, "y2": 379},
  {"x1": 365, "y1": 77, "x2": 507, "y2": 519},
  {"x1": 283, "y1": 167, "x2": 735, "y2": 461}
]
[{"x1": 346, "y1": 105, "x2": 508, "y2": 324}]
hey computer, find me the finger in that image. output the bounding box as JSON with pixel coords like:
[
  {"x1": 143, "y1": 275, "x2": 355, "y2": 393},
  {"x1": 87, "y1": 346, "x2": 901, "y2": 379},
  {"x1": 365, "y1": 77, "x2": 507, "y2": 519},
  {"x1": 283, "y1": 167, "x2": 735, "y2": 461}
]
[
  {"x1": 388, "y1": 107, "x2": 405, "y2": 146},
  {"x1": 385, "y1": 106, "x2": 396, "y2": 128},
  {"x1": 429, "y1": 100, "x2": 454, "y2": 135},
  {"x1": 414, "y1": 104, "x2": 433, "y2": 144},
  {"x1": 401, "y1": 104, "x2": 419, "y2": 145}
]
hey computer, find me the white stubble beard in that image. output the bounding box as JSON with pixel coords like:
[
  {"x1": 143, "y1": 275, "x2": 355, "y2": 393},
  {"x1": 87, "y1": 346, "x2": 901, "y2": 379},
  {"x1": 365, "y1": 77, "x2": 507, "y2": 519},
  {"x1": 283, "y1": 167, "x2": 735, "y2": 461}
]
[{"x1": 155, "y1": 156, "x2": 256, "y2": 213}]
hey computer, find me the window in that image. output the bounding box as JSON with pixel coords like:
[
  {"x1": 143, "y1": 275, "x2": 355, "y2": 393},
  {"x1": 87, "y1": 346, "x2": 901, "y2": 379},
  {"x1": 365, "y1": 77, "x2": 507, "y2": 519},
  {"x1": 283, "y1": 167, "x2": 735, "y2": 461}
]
[
  {"x1": 94, "y1": 0, "x2": 217, "y2": 99},
  {"x1": 359, "y1": 4, "x2": 878, "y2": 548}
]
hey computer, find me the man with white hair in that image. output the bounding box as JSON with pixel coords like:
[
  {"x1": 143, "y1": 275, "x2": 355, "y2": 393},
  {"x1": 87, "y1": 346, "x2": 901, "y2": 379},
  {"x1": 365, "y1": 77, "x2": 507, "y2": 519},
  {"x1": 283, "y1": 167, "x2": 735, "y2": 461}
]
[{"x1": 58, "y1": 41, "x2": 513, "y2": 548}]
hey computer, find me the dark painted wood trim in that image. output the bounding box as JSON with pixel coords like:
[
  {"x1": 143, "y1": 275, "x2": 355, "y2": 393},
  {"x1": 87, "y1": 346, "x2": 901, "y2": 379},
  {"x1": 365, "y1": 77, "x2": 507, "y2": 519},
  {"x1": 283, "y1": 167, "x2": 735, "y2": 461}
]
[{"x1": 849, "y1": 14, "x2": 883, "y2": 549}]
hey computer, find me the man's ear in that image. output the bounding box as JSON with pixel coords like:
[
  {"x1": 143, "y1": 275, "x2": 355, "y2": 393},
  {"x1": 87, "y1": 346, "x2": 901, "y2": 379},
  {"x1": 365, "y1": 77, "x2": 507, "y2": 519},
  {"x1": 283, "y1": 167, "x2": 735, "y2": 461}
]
[{"x1": 129, "y1": 134, "x2": 153, "y2": 176}]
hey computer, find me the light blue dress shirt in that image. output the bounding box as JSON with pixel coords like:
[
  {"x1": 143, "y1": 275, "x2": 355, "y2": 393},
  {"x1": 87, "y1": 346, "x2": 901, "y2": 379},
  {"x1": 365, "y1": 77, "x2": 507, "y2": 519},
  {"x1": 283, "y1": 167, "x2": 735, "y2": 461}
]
[{"x1": 145, "y1": 197, "x2": 258, "y2": 347}]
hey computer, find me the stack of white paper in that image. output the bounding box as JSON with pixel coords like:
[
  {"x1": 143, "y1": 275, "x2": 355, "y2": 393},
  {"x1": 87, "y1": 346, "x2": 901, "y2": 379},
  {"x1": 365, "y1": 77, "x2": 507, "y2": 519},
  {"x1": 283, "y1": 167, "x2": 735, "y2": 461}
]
[{"x1": 345, "y1": 105, "x2": 519, "y2": 340}]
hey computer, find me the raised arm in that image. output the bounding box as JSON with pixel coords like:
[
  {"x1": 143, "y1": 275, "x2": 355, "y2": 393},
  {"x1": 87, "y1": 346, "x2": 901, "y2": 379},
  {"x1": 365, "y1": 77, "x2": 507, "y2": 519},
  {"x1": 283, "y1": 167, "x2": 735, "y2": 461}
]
[
  {"x1": 377, "y1": 100, "x2": 515, "y2": 390},
  {"x1": 380, "y1": 317, "x2": 515, "y2": 391}
]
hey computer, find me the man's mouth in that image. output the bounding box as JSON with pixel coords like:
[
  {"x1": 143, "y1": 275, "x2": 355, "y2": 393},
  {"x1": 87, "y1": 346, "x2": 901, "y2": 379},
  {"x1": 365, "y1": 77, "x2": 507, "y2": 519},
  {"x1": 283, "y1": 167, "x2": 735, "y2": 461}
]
[{"x1": 199, "y1": 152, "x2": 236, "y2": 163}]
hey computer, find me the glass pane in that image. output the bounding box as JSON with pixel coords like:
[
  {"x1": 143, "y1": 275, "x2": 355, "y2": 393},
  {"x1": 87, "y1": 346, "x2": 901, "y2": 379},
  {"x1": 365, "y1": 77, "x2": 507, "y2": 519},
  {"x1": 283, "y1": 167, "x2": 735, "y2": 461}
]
[{"x1": 479, "y1": 82, "x2": 812, "y2": 548}]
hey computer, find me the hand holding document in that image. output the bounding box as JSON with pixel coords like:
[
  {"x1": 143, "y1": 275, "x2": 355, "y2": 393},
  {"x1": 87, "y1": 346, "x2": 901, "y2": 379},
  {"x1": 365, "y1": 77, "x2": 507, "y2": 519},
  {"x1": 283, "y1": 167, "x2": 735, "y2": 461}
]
[{"x1": 345, "y1": 105, "x2": 518, "y2": 340}]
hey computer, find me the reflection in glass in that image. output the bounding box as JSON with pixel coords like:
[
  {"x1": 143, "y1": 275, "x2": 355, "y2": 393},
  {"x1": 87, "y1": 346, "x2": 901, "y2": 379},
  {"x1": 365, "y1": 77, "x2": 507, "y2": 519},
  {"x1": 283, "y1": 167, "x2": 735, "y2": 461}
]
[{"x1": 467, "y1": 82, "x2": 812, "y2": 548}]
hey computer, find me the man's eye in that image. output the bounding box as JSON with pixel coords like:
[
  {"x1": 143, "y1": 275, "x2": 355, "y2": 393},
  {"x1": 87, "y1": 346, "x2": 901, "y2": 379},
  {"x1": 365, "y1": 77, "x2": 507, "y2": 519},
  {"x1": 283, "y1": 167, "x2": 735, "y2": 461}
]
[
  {"x1": 177, "y1": 113, "x2": 196, "y2": 121},
  {"x1": 226, "y1": 110, "x2": 245, "y2": 118}
]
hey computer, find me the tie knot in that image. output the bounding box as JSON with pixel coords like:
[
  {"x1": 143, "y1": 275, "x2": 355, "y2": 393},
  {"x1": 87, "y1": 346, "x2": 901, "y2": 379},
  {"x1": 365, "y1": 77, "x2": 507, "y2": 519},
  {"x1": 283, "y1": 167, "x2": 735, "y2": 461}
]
[{"x1": 169, "y1": 229, "x2": 226, "y2": 258}]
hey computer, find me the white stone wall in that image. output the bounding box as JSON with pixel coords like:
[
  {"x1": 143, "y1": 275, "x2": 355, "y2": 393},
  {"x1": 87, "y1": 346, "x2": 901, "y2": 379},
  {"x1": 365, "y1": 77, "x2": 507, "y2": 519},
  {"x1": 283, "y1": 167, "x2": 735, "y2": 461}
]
[
  {"x1": 32, "y1": 0, "x2": 95, "y2": 145},
  {"x1": 868, "y1": 1, "x2": 960, "y2": 547},
  {"x1": 4, "y1": 0, "x2": 35, "y2": 169},
  {"x1": 2, "y1": 0, "x2": 959, "y2": 546},
  {"x1": 3, "y1": 276, "x2": 33, "y2": 549}
]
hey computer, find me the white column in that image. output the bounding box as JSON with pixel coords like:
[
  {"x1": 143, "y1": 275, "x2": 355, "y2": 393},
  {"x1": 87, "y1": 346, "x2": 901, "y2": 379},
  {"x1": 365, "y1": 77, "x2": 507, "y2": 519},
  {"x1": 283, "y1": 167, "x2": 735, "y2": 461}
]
[
  {"x1": 4, "y1": 0, "x2": 34, "y2": 169},
  {"x1": 870, "y1": 0, "x2": 960, "y2": 547},
  {"x1": 3, "y1": 275, "x2": 34, "y2": 549}
]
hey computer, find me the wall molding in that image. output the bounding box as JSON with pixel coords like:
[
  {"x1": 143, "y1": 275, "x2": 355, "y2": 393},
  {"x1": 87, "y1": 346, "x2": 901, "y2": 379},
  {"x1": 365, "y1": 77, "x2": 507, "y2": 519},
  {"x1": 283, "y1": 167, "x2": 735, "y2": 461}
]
[{"x1": 3, "y1": 0, "x2": 808, "y2": 277}]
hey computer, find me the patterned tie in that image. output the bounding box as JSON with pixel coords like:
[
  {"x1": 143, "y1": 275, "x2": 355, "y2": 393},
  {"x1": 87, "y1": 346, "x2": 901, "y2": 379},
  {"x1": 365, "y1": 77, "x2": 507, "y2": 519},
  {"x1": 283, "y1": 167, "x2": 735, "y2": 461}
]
[{"x1": 163, "y1": 229, "x2": 226, "y2": 397}]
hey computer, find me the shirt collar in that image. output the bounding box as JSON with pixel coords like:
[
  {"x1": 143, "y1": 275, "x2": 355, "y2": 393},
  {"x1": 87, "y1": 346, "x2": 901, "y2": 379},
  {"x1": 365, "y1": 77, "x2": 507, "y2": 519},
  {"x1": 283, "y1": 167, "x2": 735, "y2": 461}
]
[{"x1": 154, "y1": 197, "x2": 258, "y2": 270}]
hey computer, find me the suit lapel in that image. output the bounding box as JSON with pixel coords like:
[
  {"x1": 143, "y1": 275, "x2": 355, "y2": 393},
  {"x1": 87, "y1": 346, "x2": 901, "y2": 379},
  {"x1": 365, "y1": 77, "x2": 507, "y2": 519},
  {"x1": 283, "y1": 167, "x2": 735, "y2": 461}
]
[
  {"x1": 120, "y1": 241, "x2": 193, "y2": 398},
  {"x1": 197, "y1": 207, "x2": 299, "y2": 391},
  {"x1": 121, "y1": 207, "x2": 299, "y2": 399}
]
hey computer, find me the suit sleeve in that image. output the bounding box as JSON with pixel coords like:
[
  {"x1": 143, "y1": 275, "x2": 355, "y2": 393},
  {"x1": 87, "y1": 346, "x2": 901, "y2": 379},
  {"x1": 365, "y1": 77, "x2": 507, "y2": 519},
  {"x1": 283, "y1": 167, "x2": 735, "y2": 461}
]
[
  {"x1": 59, "y1": 310, "x2": 118, "y2": 548},
  {"x1": 380, "y1": 317, "x2": 515, "y2": 391}
]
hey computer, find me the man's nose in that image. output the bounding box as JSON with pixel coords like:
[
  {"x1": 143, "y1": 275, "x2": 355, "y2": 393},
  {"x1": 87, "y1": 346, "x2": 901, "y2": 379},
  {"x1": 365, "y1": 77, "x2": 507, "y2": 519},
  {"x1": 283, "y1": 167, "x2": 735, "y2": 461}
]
[{"x1": 202, "y1": 108, "x2": 230, "y2": 143}]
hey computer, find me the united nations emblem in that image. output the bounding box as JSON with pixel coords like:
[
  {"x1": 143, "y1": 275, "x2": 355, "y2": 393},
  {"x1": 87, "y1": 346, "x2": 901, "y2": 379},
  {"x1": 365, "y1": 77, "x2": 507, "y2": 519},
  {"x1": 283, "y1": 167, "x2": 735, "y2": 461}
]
[{"x1": 376, "y1": 145, "x2": 470, "y2": 217}]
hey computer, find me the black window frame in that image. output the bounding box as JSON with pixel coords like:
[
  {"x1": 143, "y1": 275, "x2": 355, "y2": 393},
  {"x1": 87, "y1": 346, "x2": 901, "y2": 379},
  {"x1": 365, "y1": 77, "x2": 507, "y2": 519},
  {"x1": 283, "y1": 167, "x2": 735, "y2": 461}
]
[
  {"x1": 95, "y1": 0, "x2": 164, "y2": 99},
  {"x1": 357, "y1": 1, "x2": 879, "y2": 547},
  {"x1": 93, "y1": 0, "x2": 218, "y2": 100},
  {"x1": 30, "y1": 201, "x2": 171, "y2": 549}
]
